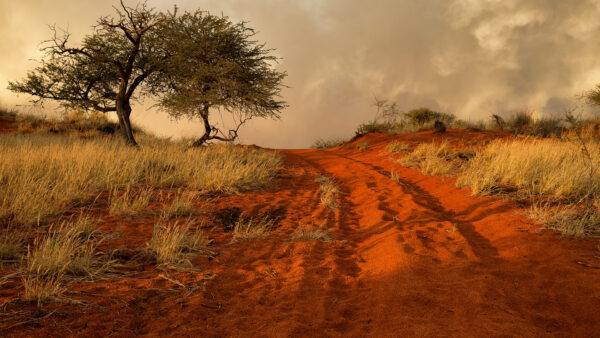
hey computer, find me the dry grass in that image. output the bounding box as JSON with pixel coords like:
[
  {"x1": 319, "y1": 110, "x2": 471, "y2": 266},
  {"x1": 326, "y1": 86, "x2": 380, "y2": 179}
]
[
  {"x1": 390, "y1": 169, "x2": 402, "y2": 184},
  {"x1": 315, "y1": 176, "x2": 340, "y2": 210},
  {"x1": 150, "y1": 220, "x2": 210, "y2": 266},
  {"x1": 292, "y1": 222, "x2": 333, "y2": 242},
  {"x1": 0, "y1": 133, "x2": 282, "y2": 226},
  {"x1": 528, "y1": 203, "x2": 600, "y2": 238},
  {"x1": 386, "y1": 141, "x2": 411, "y2": 154},
  {"x1": 355, "y1": 141, "x2": 369, "y2": 151},
  {"x1": 312, "y1": 138, "x2": 345, "y2": 149},
  {"x1": 68, "y1": 213, "x2": 99, "y2": 239},
  {"x1": 232, "y1": 216, "x2": 274, "y2": 241},
  {"x1": 397, "y1": 142, "x2": 470, "y2": 176},
  {"x1": 22, "y1": 275, "x2": 63, "y2": 305},
  {"x1": 0, "y1": 229, "x2": 23, "y2": 260},
  {"x1": 163, "y1": 193, "x2": 198, "y2": 218},
  {"x1": 457, "y1": 138, "x2": 600, "y2": 199},
  {"x1": 25, "y1": 226, "x2": 102, "y2": 279},
  {"x1": 109, "y1": 185, "x2": 153, "y2": 218}
]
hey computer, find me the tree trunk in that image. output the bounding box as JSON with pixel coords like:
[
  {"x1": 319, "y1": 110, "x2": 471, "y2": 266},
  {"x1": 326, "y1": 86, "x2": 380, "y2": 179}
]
[
  {"x1": 116, "y1": 96, "x2": 138, "y2": 146},
  {"x1": 191, "y1": 107, "x2": 212, "y2": 147}
]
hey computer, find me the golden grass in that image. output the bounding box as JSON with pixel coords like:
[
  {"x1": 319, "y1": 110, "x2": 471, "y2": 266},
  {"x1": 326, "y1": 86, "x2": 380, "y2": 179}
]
[
  {"x1": 25, "y1": 226, "x2": 102, "y2": 279},
  {"x1": 109, "y1": 185, "x2": 153, "y2": 218},
  {"x1": 22, "y1": 275, "x2": 63, "y2": 305},
  {"x1": 0, "y1": 229, "x2": 23, "y2": 260},
  {"x1": 291, "y1": 222, "x2": 333, "y2": 242},
  {"x1": 68, "y1": 213, "x2": 99, "y2": 239},
  {"x1": 0, "y1": 133, "x2": 282, "y2": 226},
  {"x1": 163, "y1": 193, "x2": 198, "y2": 218},
  {"x1": 528, "y1": 203, "x2": 600, "y2": 238},
  {"x1": 397, "y1": 142, "x2": 465, "y2": 176},
  {"x1": 315, "y1": 176, "x2": 340, "y2": 210},
  {"x1": 150, "y1": 220, "x2": 210, "y2": 266},
  {"x1": 231, "y1": 216, "x2": 274, "y2": 241},
  {"x1": 385, "y1": 141, "x2": 411, "y2": 154},
  {"x1": 457, "y1": 138, "x2": 600, "y2": 200}
]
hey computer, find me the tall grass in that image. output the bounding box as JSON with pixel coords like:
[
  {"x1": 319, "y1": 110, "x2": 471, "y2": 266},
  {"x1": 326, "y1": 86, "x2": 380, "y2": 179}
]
[
  {"x1": 0, "y1": 133, "x2": 282, "y2": 225},
  {"x1": 398, "y1": 142, "x2": 473, "y2": 176},
  {"x1": 457, "y1": 138, "x2": 600, "y2": 199}
]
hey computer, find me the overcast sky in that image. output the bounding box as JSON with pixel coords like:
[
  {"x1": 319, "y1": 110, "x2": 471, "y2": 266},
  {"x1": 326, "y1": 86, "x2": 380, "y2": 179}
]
[{"x1": 2, "y1": 0, "x2": 600, "y2": 148}]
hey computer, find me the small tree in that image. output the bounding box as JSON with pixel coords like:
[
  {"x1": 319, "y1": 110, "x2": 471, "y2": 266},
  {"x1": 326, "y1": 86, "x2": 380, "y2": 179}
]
[
  {"x1": 148, "y1": 10, "x2": 287, "y2": 147},
  {"x1": 8, "y1": 1, "x2": 168, "y2": 146}
]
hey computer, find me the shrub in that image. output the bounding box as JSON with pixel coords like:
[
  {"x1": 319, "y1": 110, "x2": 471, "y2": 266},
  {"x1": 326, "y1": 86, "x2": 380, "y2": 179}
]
[
  {"x1": 530, "y1": 118, "x2": 564, "y2": 138},
  {"x1": 354, "y1": 121, "x2": 397, "y2": 137},
  {"x1": 506, "y1": 112, "x2": 532, "y2": 133},
  {"x1": 404, "y1": 107, "x2": 455, "y2": 127},
  {"x1": 312, "y1": 138, "x2": 345, "y2": 149}
]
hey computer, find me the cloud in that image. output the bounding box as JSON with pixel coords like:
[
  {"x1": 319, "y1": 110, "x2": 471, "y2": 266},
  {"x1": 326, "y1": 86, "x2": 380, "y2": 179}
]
[{"x1": 2, "y1": 0, "x2": 600, "y2": 147}]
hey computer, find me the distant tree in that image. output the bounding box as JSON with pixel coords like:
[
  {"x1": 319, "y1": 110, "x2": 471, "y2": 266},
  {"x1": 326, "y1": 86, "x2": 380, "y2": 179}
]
[
  {"x1": 8, "y1": 1, "x2": 169, "y2": 146},
  {"x1": 586, "y1": 84, "x2": 600, "y2": 107},
  {"x1": 147, "y1": 10, "x2": 287, "y2": 147}
]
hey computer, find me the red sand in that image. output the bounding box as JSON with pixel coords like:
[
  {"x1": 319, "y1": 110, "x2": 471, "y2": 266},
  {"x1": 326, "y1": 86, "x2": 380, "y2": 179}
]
[{"x1": 2, "y1": 130, "x2": 600, "y2": 336}]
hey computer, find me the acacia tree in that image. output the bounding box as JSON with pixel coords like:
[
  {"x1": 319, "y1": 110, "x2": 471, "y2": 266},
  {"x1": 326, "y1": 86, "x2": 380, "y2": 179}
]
[
  {"x1": 148, "y1": 10, "x2": 287, "y2": 147},
  {"x1": 8, "y1": 1, "x2": 169, "y2": 146}
]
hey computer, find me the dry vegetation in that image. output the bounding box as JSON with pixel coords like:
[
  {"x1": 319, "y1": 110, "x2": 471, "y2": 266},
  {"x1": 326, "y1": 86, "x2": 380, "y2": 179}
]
[
  {"x1": 0, "y1": 133, "x2": 282, "y2": 226},
  {"x1": 150, "y1": 219, "x2": 210, "y2": 267},
  {"x1": 397, "y1": 142, "x2": 474, "y2": 177},
  {"x1": 0, "y1": 111, "x2": 284, "y2": 305},
  {"x1": 231, "y1": 215, "x2": 275, "y2": 241},
  {"x1": 291, "y1": 222, "x2": 333, "y2": 242},
  {"x1": 315, "y1": 176, "x2": 340, "y2": 210}
]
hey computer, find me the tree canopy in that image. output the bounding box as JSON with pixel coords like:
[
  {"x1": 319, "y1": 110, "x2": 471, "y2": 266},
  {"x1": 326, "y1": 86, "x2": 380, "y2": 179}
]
[
  {"x1": 8, "y1": 1, "x2": 286, "y2": 147},
  {"x1": 148, "y1": 10, "x2": 287, "y2": 146},
  {"x1": 8, "y1": 1, "x2": 169, "y2": 146}
]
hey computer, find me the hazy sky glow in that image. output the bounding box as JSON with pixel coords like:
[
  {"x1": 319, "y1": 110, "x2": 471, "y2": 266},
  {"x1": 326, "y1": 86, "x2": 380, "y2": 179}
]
[{"x1": 2, "y1": 0, "x2": 600, "y2": 148}]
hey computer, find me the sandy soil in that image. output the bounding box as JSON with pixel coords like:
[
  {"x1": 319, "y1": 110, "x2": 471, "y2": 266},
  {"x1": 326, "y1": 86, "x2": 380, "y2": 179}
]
[{"x1": 2, "y1": 130, "x2": 600, "y2": 337}]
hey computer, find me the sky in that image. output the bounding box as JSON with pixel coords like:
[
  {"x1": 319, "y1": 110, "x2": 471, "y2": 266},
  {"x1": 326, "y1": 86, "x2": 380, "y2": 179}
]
[{"x1": 2, "y1": 0, "x2": 600, "y2": 148}]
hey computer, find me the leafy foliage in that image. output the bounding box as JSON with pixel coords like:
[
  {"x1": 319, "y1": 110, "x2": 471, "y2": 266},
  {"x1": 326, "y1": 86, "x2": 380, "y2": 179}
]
[{"x1": 148, "y1": 10, "x2": 287, "y2": 146}]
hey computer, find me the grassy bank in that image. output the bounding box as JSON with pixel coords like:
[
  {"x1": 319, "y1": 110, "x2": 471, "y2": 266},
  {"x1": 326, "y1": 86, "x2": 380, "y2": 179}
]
[{"x1": 0, "y1": 133, "x2": 282, "y2": 226}]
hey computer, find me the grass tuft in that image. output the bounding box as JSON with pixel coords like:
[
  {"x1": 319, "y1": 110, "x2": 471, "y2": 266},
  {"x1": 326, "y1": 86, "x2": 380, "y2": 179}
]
[
  {"x1": 292, "y1": 222, "x2": 333, "y2": 242},
  {"x1": 232, "y1": 215, "x2": 274, "y2": 241},
  {"x1": 150, "y1": 220, "x2": 210, "y2": 266},
  {"x1": 315, "y1": 176, "x2": 340, "y2": 210}
]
